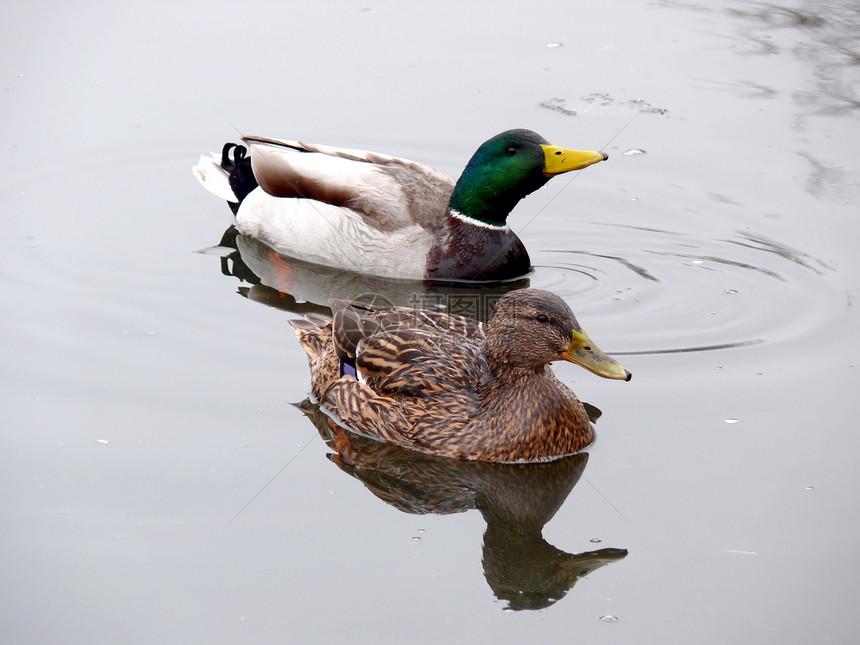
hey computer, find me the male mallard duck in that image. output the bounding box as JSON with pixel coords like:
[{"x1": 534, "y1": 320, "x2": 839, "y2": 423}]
[
  {"x1": 194, "y1": 130, "x2": 607, "y2": 282},
  {"x1": 290, "y1": 289, "x2": 630, "y2": 463}
]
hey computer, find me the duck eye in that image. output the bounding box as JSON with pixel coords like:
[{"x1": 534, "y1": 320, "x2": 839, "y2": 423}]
[
  {"x1": 505, "y1": 146, "x2": 517, "y2": 156},
  {"x1": 536, "y1": 314, "x2": 549, "y2": 323}
]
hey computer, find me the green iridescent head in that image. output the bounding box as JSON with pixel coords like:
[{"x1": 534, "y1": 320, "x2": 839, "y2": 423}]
[{"x1": 448, "y1": 129, "x2": 607, "y2": 227}]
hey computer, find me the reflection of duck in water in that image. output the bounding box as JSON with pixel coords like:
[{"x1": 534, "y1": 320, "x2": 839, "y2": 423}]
[
  {"x1": 291, "y1": 288, "x2": 630, "y2": 463},
  {"x1": 203, "y1": 225, "x2": 527, "y2": 320},
  {"x1": 193, "y1": 130, "x2": 607, "y2": 282},
  {"x1": 297, "y1": 399, "x2": 628, "y2": 610}
]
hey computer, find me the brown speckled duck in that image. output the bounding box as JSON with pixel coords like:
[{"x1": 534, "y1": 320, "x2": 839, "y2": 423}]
[
  {"x1": 194, "y1": 130, "x2": 607, "y2": 282},
  {"x1": 290, "y1": 289, "x2": 631, "y2": 463}
]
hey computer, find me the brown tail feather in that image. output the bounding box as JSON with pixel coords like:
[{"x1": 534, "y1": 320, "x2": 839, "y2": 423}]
[{"x1": 289, "y1": 319, "x2": 331, "y2": 363}]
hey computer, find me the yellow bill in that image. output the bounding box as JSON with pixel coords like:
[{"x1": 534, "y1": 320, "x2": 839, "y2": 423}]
[
  {"x1": 560, "y1": 329, "x2": 631, "y2": 381},
  {"x1": 541, "y1": 144, "x2": 608, "y2": 176}
]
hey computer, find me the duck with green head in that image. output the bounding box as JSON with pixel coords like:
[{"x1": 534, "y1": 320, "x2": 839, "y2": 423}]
[{"x1": 194, "y1": 129, "x2": 606, "y2": 282}]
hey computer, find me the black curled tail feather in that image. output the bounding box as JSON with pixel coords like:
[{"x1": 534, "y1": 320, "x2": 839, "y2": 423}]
[{"x1": 220, "y1": 143, "x2": 259, "y2": 213}]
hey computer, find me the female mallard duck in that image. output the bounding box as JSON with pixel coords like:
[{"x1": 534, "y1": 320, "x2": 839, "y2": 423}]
[
  {"x1": 290, "y1": 289, "x2": 630, "y2": 463},
  {"x1": 194, "y1": 130, "x2": 607, "y2": 282}
]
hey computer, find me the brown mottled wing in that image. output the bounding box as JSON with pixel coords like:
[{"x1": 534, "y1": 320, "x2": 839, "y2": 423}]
[
  {"x1": 331, "y1": 299, "x2": 485, "y2": 361},
  {"x1": 356, "y1": 329, "x2": 487, "y2": 398},
  {"x1": 320, "y1": 329, "x2": 482, "y2": 449},
  {"x1": 242, "y1": 136, "x2": 455, "y2": 231},
  {"x1": 322, "y1": 378, "x2": 417, "y2": 447},
  {"x1": 331, "y1": 300, "x2": 383, "y2": 361},
  {"x1": 319, "y1": 300, "x2": 488, "y2": 448},
  {"x1": 378, "y1": 308, "x2": 485, "y2": 340}
]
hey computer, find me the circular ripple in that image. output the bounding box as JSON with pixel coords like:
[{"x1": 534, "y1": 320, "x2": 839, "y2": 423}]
[{"x1": 528, "y1": 221, "x2": 837, "y2": 356}]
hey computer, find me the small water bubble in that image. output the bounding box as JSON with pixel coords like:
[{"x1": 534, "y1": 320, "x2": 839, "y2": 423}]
[
  {"x1": 724, "y1": 418, "x2": 739, "y2": 424},
  {"x1": 146, "y1": 330, "x2": 157, "y2": 336},
  {"x1": 582, "y1": 92, "x2": 612, "y2": 104},
  {"x1": 546, "y1": 42, "x2": 563, "y2": 48},
  {"x1": 715, "y1": 366, "x2": 723, "y2": 370},
  {"x1": 722, "y1": 289, "x2": 738, "y2": 294},
  {"x1": 590, "y1": 537, "x2": 602, "y2": 543},
  {"x1": 599, "y1": 615, "x2": 618, "y2": 623},
  {"x1": 804, "y1": 486, "x2": 815, "y2": 491},
  {"x1": 623, "y1": 148, "x2": 646, "y2": 156},
  {"x1": 96, "y1": 439, "x2": 110, "y2": 444},
  {"x1": 411, "y1": 536, "x2": 422, "y2": 541},
  {"x1": 692, "y1": 259, "x2": 703, "y2": 265},
  {"x1": 539, "y1": 97, "x2": 576, "y2": 115}
]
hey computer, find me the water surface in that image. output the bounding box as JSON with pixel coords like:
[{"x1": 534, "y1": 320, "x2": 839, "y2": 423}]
[{"x1": 2, "y1": 1, "x2": 859, "y2": 643}]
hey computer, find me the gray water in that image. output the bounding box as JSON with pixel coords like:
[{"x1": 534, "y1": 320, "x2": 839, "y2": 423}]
[{"x1": 2, "y1": 1, "x2": 859, "y2": 643}]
